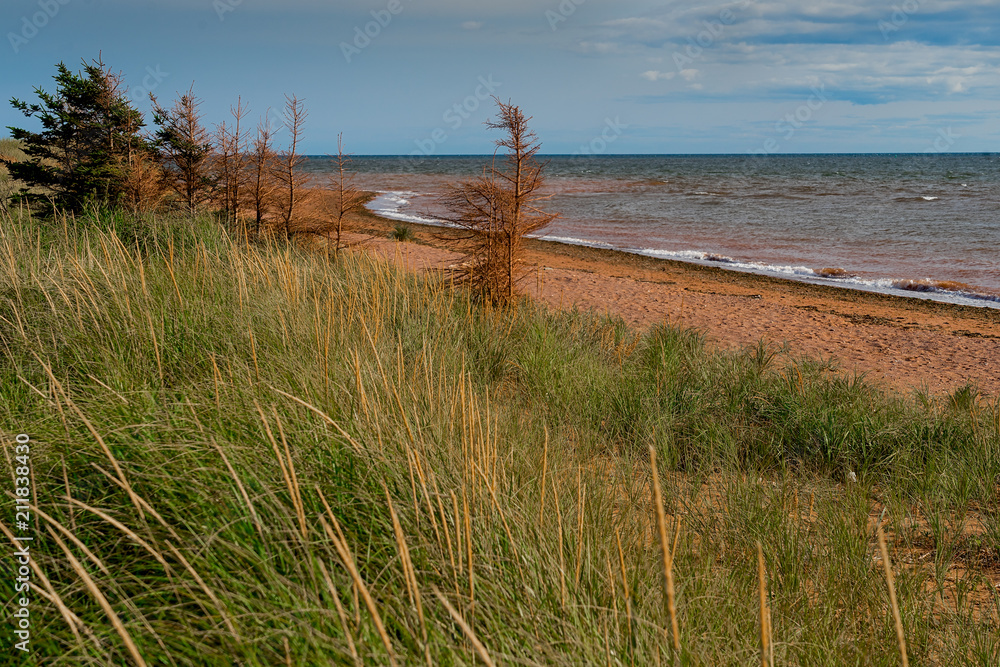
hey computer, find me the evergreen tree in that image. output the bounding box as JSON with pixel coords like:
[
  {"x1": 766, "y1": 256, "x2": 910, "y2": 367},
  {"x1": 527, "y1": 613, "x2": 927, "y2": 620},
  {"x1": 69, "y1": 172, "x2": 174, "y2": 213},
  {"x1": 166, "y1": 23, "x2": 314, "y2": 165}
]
[
  {"x1": 7, "y1": 57, "x2": 146, "y2": 211},
  {"x1": 150, "y1": 85, "x2": 213, "y2": 216}
]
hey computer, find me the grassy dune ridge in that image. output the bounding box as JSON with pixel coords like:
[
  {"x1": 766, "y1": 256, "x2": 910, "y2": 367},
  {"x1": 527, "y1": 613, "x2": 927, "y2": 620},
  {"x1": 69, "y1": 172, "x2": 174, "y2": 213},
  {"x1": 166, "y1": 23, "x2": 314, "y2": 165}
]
[
  {"x1": 1, "y1": 207, "x2": 998, "y2": 664},
  {"x1": 0, "y1": 138, "x2": 26, "y2": 206}
]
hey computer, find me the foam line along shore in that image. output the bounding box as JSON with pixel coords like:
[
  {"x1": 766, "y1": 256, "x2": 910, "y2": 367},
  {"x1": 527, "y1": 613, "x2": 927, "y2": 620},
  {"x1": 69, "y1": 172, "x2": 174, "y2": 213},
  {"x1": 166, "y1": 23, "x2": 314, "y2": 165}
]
[{"x1": 308, "y1": 153, "x2": 1000, "y2": 309}]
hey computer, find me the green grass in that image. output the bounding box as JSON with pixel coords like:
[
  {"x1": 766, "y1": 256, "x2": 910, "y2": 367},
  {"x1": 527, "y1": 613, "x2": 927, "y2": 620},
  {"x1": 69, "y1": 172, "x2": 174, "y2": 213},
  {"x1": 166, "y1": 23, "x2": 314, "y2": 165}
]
[
  {"x1": 1, "y1": 206, "x2": 998, "y2": 665},
  {"x1": 389, "y1": 222, "x2": 415, "y2": 242}
]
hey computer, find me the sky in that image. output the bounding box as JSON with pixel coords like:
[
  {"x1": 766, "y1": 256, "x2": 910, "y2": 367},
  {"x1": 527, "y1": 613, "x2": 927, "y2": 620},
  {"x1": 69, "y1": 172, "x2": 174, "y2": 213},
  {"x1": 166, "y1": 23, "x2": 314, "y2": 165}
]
[{"x1": 1, "y1": 0, "x2": 998, "y2": 155}]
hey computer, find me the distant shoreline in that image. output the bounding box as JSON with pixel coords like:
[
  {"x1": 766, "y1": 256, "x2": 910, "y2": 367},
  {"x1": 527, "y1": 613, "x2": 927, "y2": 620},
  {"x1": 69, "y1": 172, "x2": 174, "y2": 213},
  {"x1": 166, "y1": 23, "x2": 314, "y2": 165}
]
[
  {"x1": 353, "y1": 200, "x2": 1000, "y2": 396},
  {"x1": 361, "y1": 200, "x2": 1000, "y2": 317},
  {"x1": 362, "y1": 188, "x2": 1000, "y2": 312}
]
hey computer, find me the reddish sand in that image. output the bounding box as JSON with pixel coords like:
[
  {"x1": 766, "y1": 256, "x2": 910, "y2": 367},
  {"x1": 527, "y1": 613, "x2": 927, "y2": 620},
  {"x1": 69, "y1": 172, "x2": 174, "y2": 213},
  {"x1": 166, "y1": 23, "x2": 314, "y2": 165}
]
[{"x1": 343, "y1": 219, "x2": 1000, "y2": 398}]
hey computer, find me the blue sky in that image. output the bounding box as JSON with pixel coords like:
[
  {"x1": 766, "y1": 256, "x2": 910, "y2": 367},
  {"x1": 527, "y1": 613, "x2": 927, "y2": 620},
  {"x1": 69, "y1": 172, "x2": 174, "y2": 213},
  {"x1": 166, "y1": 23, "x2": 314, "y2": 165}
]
[{"x1": 2, "y1": 0, "x2": 997, "y2": 154}]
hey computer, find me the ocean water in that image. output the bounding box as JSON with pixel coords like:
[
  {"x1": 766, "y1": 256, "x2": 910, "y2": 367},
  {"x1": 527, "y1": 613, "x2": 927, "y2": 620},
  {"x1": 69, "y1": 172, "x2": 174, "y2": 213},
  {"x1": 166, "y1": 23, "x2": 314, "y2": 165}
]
[{"x1": 302, "y1": 154, "x2": 1000, "y2": 308}]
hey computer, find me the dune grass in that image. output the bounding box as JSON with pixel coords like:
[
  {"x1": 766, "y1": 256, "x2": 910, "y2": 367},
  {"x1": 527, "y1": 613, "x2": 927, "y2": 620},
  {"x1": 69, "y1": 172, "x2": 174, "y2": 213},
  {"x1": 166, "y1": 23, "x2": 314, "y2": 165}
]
[{"x1": 1, "y1": 206, "x2": 998, "y2": 665}]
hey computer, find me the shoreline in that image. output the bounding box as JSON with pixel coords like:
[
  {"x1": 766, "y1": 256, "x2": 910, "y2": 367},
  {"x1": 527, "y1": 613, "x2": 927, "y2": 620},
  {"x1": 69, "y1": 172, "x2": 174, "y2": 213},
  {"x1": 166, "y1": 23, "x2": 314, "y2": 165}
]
[
  {"x1": 350, "y1": 204, "x2": 1000, "y2": 397},
  {"x1": 364, "y1": 187, "x2": 1000, "y2": 310}
]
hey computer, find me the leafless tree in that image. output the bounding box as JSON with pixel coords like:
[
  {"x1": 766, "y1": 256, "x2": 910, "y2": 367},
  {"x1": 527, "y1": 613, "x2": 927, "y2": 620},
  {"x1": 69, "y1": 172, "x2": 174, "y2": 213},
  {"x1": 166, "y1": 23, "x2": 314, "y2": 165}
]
[
  {"x1": 150, "y1": 85, "x2": 212, "y2": 216},
  {"x1": 211, "y1": 97, "x2": 250, "y2": 230},
  {"x1": 121, "y1": 146, "x2": 165, "y2": 215},
  {"x1": 211, "y1": 119, "x2": 231, "y2": 217},
  {"x1": 274, "y1": 94, "x2": 309, "y2": 241},
  {"x1": 247, "y1": 112, "x2": 278, "y2": 238},
  {"x1": 443, "y1": 98, "x2": 557, "y2": 305},
  {"x1": 325, "y1": 133, "x2": 367, "y2": 255},
  {"x1": 116, "y1": 90, "x2": 163, "y2": 216},
  {"x1": 227, "y1": 98, "x2": 249, "y2": 229}
]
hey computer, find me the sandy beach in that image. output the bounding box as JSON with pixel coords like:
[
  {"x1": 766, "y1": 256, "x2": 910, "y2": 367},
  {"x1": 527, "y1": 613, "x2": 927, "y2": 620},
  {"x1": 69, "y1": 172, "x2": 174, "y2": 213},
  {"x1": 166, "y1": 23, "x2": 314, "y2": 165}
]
[{"x1": 345, "y1": 210, "x2": 1000, "y2": 398}]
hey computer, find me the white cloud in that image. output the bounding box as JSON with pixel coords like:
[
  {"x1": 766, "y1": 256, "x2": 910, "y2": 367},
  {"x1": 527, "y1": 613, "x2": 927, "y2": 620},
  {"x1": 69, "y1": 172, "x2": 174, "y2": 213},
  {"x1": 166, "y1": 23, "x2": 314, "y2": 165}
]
[
  {"x1": 577, "y1": 41, "x2": 619, "y2": 54},
  {"x1": 602, "y1": 17, "x2": 670, "y2": 30},
  {"x1": 640, "y1": 68, "x2": 699, "y2": 83},
  {"x1": 462, "y1": 21, "x2": 483, "y2": 30},
  {"x1": 641, "y1": 70, "x2": 676, "y2": 81},
  {"x1": 627, "y1": 32, "x2": 1000, "y2": 104}
]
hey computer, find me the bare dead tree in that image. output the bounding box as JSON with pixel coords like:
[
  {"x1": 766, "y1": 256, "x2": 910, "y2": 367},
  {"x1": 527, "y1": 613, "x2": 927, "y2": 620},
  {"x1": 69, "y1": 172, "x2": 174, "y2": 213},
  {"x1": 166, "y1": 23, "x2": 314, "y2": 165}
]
[
  {"x1": 274, "y1": 94, "x2": 309, "y2": 241},
  {"x1": 442, "y1": 168, "x2": 507, "y2": 303},
  {"x1": 120, "y1": 145, "x2": 165, "y2": 215},
  {"x1": 211, "y1": 119, "x2": 233, "y2": 220},
  {"x1": 226, "y1": 97, "x2": 249, "y2": 230},
  {"x1": 150, "y1": 85, "x2": 212, "y2": 216},
  {"x1": 325, "y1": 133, "x2": 368, "y2": 255},
  {"x1": 442, "y1": 98, "x2": 557, "y2": 305},
  {"x1": 210, "y1": 98, "x2": 250, "y2": 230},
  {"x1": 116, "y1": 85, "x2": 163, "y2": 216},
  {"x1": 247, "y1": 112, "x2": 278, "y2": 238}
]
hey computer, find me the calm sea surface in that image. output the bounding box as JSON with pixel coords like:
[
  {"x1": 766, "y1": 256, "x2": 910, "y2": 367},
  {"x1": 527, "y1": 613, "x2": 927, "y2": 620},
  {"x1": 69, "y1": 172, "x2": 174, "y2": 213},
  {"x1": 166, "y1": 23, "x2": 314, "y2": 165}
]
[{"x1": 302, "y1": 154, "x2": 1000, "y2": 308}]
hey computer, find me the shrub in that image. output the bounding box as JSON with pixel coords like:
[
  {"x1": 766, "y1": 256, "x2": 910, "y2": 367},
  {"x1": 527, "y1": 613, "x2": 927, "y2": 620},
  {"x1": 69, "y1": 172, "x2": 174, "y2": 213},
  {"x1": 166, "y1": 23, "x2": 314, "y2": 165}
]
[{"x1": 390, "y1": 222, "x2": 414, "y2": 241}]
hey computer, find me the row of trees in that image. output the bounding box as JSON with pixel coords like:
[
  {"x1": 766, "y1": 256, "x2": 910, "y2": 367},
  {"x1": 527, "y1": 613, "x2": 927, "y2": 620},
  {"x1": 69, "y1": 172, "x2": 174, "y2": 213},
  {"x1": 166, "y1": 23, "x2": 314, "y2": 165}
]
[
  {"x1": 147, "y1": 88, "x2": 311, "y2": 240},
  {"x1": 6, "y1": 58, "x2": 558, "y2": 304},
  {"x1": 6, "y1": 57, "x2": 364, "y2": 249}
]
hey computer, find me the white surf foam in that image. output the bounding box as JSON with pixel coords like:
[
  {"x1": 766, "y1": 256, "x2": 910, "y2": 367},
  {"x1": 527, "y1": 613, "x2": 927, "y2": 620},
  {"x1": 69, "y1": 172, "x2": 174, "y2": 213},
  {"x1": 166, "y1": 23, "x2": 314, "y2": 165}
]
[
  {"x1": 538, "y1": 235, "x2": 614, "y2": 249},
  {"x1": 367, "y1": 191, "x2": 444, "y2": 226},
  {"x1": 364, "y1": 189, "x2": 1000, "y2": 309},
  {"x1": 632, "y1": 248, "x2": 817, "y2": 278}
]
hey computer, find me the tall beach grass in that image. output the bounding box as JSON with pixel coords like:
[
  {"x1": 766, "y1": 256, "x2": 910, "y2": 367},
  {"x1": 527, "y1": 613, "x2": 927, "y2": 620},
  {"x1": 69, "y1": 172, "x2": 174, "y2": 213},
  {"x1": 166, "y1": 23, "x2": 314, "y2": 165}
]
[{"x1": 1, "y1": 206, "x2": 998, "y2": 664}]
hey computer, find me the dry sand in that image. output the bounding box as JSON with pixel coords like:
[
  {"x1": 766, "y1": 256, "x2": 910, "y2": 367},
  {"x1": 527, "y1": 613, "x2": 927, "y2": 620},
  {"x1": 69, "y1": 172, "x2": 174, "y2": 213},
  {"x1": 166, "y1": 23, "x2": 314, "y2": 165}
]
[{"x1": 342, "y1": 215, "x2": 1000, "y2": 398}]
